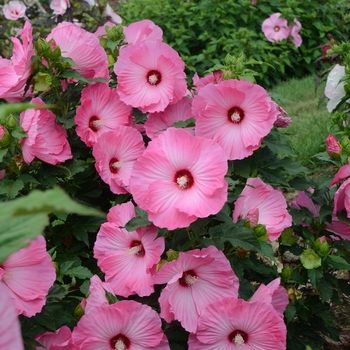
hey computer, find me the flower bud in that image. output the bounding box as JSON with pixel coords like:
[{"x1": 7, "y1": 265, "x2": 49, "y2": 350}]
[
  {"x1": 313, "y1": 237, "x2": 331, "y2": 257},
  {"x1": 74, "y1": 301, "x2": 85, "y2": 319},
  {"x1": 281, "y1": 267, "x2": 292, "y2": 281},
  {"x1": 287, "y1": 287, "x2": 303, "y2": 302},
  {"x1": 35, "y1": 37, "x2": 50, "y2": 56},
  {"x1": 326, "y1": 134, "x2": 341, "y2": 160},
  {"x1": 6, "y1": 114, "x2": 18, "y2": 130},
  {"x1": 253, "y1": 224, "x2": 269, "y2": 241},
  {"x1": 0, "y1": 125, "x2": 10, "y2": 147}
]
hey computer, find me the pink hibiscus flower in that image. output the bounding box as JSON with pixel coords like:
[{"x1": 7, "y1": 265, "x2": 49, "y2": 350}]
[
  {"x1": 289, "y1": 18, "x2": 302, "y2": 48},
  {"x1": 326, "y1": 134, "x2": 341, "y2": 157},
  {"x1": 232, "y1": 177, "x2": 292, "y2": 241},
  {"x1": 72, "y1": 300, "x2": 170, "y2": 349},
  {"x1": 75, "y1": 83, "x2": 132, "y2": 147},
  {"x1": 188, "y1": 297, "x2": 286, "y2": 349},
  {"x1": 145, "y1": 96, "x2": 194, "y2": 139},
  {"x1": 105, "y1": 3, "x2": 122, "y2": 24},
  {"x1": 2, "y1": 0, "x2": 26, "y2": 20},
  {"x1": 0, "y1": 21, "x2": 34, "y2": 102},
  {"x1": 123, "y1": 19, "x2": 163, "y2": 45},
  {"x1": 0, "y1": 235, "x2": 56, "y2": 317},
  {"x1": 46, "y1": 22, "x2": 108, "y2": 79},
  {"x1": 330, "y1": 160, "x2": 350, "y2": 186},
  {"x1": 192, "y1": 70, "x2": 223, "y2": 92},
  {"x1": 250, "y1": 278, "x2": 289, "y2": 317},
  {"x1": 114, "y1": 40, "x2": 187, "y2": 113},
  {"x1": 326, "y1": 216, "x2": 350, "y2": 241},
  {"x1": 262, "y1": 13, "x2": 290, "y2": 43},
  {"x1": 19, "y1": 98, "x2": 73, "y2": 165},
  {"x1": 333, "y1": 177, "x2": 350, "y2": 218},
  {"x1": 290, "y1": 190, "x2": 321, "y2": 218},
  {"x1": 273, "y1": 101, "x2": 292, "y2": 128},
  {"x1": 129, "y1": 127, "x2": 228, "y2": 230},
  {"x1": 35, "y1": 326, "x2": 78, "y2": 350},
  {"x1": 49, "y1": 0, "x2": 70, "y2": 15},
  {"x1": 94, "y1": 201, "x2": 164, "y2": 297},
  {"x1": 192, "y1": 79, "x2": 277, "y2": 160},
  {"x1": 0, "y1": 283, "x2": 23, "y2": 350},
  {"x1": 154, "y1": 246, "x2": 240, "y2": 333},
  {"x1": 92, "y1": 127, "x2": 145, "y2": 194}
]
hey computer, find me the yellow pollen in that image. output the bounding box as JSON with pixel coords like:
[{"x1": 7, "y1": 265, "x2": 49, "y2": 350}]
[
  {"x1": 185, "y1": 274, "x2": 198, "y2": 285},
  {"x1": 91, "y1": 119, "x2": 104, "y2": 130},
  {"x1": 127, "y1": 245, "x2": 142, "y2": 255},
  {"x1": 111, "y1": 161, "x2": 123, "y2": 170}
]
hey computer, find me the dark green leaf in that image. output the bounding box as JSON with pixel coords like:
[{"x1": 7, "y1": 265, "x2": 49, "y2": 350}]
[{"x1": 0, "y1": 179, "x2": 24, "y2": 199}]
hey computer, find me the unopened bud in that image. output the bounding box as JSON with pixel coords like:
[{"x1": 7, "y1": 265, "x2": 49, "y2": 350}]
[
  {"x1": 326, "y1": 134, "x2": 341, "y2": 160},
  {"x1": 313, "y1": 237, "x2": 330, "y2": 257},
  {"x1": 253, "y1": 224, "x2": 268, "y2": 241},
  {"x1": 281, "y1": 267, "x2": 292, "y2": 281},
  {"x1": 74, "y1": 302, "x2": 85, "y2": 319},
  {"x1": 6, "y1": 114, "x2": 17, "y2": 130}
]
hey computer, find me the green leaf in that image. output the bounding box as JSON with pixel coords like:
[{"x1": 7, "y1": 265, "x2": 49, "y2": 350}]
[
  {"x1": 262, "y1": 129, "x2": 293, "y2": 156},
  {"x1": 319, "y1": 278, "x2": 333, "y2": 303},
  {"x1": 125, "y1": 208, "x2": 151, "y2": 231},
  {"x1": 285, "y1": 303, "x2": 296, "y2": 323},
  {"x1": 281, "y1": 228, "x2": 298, "y2": 246},
  {"x1": 0, "y1": 148, "x2": 8, "y2": 162},
  {"x1": 0, "y1": 179, "x2": 24, "y2": 199},
  {"x1": 105, "y1": 289, "x2": 118, "y2": 304},
  {"x1": 326, "y1": 255, "x2": 350, "y2": 270},
  {"x1": 307, "y1": 267, "x2": 323, "y2": 289},
  {"x1": 172, "y1": 118, "x2": 195, "y2": 128},
  {"x1": 66, "y1": 266, "x2": 93, "y2": 280},
  {"x1": 300, "y1": 249, "x2": 322, "y2": 269}
]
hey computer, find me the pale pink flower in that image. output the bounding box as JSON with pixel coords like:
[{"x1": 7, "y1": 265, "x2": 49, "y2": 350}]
[
  {"x1": 324, "y1": 64, "x2": 349, "y2": 113},
  {"x1": 145, "y1": 96, "x2": 194, "y2": 139},
  {"x1": 72, "y1": 300, "x2": 170, "y2": 349},
  {"x1": 326, "y1": 134, "x2": 341, "y2": 157},
  {"x1": 19, "y1": 98, "x2": 73, "y2": 165},
  {"x1": 35, "y1": 326, "x2": 78, "y2": 350},
  {"x1": 273, "y1": 101, "x2": 292, "y2": 128},
  {"x1": 290, "y1": 190, "x2": 321, "y2": 218},
  {"x1": 326, "y1": 216, "x2": 350, "y2": 241},
  {"x1": 289, "y1": 18, "x2": 302, "y2": 48},
  {"x1": 192, "y1": 79, "x2": 277, "y2": 160},
  {"x1": 262, "y1": 13, "x2": 290, "y2": 43},
  {"x1": 0, "y1": 21, "x2": 34, "y2": 102},
  {"x1": 75, "y1": 83, "x2": 132, "y2": 147},
  {"x1": 188, "y1": 297, "x2": 286, "y2": 349},
  {"x1": 46, "y1": 22, "x2": 108, "y2": 79},
  {"x1": 2, "y1": 0, "x2": 26, "y2": 20},
  {"x1": 49, "y1": 0, "x2": 70, "y2": 15},
  {"x1": 105, "y1": 3, "x2": 122, "y2": 24},
  {"x1": 233, "y1": 177, "x2": 292, "y2": 241},
  {"x1": 114, "y1": 40, "x2": 187, "y2": 113},
  {"x1": 192, "y1": 71, "x2": 223, "y2": 92},
  {"x1": 333, "y1": 177, "x2": 350, "y2": 218},
  {"x1": 250, "y1": 278, "x2": 289, "y2": 317},
  {"x1": 123, "y1": 19, "x2": 163, "y2": 45},
  {"x1": 155, "y1": 246, "x2": 240, "y2": 333},
  {"x1": 0, "y1": 283, "x2": 24, "y2": 350},
  {"x1": 330, "y1": 160, "x2": 350, "y2": 186},
  {"x1": 94, "y1": 201, "x2": 164, "y2": 297},
  {"x1": 0, "y1": 235, "x2": 56, "y2": 317},
  {"x1": 92, "y1": 127, "x2": 145, "y2": 194},
  {"x1": 129, "y1": 128, "x2": 228, "y2": 230}
]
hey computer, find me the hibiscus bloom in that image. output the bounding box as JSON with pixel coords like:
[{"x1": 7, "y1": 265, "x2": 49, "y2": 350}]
[
  {"x1": 114, "y1": 40, "x2": 187, "y2": 113},
  {"x1": 330, "y1": 159, "x2": 350, "y2": 186},
  {"x1": 232, "y1": 177, "x2": 292, "y2": 241},
  {"x1": 123, "y1": 19, "x2": 163, "y2": 45},
  {"x1": 129, "y1": 127, "x2": 228, "y2": 229},
  {"x1": 333, "y1": 177, "x2": 350, "y2": 218},
  {"x1": 0, "y1": 21, "x2": 34, "y2": 102},
  {"x1": 272, "y1": 101, "x2": 292, "y2": 128},
  {"x1": 49, "y1": 0, "x2": 70, "y2": 15},
  {"x1": 0, "y1": 235, "x2": 56, "y2": 317},
  {"x1": 105, "y1": 3, "x2": 122, "y2": 24},
  {"x1": 2, "y1": 0, "x2": 26, "y2": 20},
  {"x1": 94, "y1": 201, "x2": 164, "y2": 297},
  {"x1": 46, "y1": 22, "x2": 108, "y2": 79},
  {"x1": 326, "y1": 216, "x2": 350, "y2": 241},
  {"x1": 35, "y1": 326, "x2": 78, "y2": 350},
  {"x1": 290, "y1": 190, "x2": 321, "y2": 218},
  {"x1": 192, "y1": 79, "x2": 277, "y2": 160},
  {"x1": 192, "y1": 71, "x2": 223, "y2": 92},
  {"x1": 155, "y1": 246, "x2": 240, "y2": 333},
  {"x1": 145, "y1": 96, "x2": 194, "y2": 139},
  {"x1": 75, "y1": 83, "x2": 132, "y2": 147},
  {"x1": 72, "y1": 300, "x2": 170, "y2": 349},
  {"x1": 19, "y1": 98, "x2": 73, "y2": 165},
  {"x1": 188, "y1": 297, "x2": 286, "y2": 349},
  {"x1": 326, "y1": 134, "x2": 341, "y2": 157},
  {"x1": 262, "y1": 13, "x2": 290, "y2": 43},
  {"x1": 289, "y1": 18, "x2": 302, "y2": 48},
  {"x1": 0, "y1": 283, "x2": 23, "y2": 350},
  {"x1": 92, "y1": 127, "x2": 145, "y2": 194}
]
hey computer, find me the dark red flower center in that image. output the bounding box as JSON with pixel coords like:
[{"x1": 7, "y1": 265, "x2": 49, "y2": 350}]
[
  {"x1": 228, "y1": 330, "x2": 248, "y2": 346},
  {"x1": 174, "y1": 169, "x2": 194, "y2": 190},
  {"x1": 109, "y1": 157, "x2": 123, "y2": 173},
  {"x1": 228, "y1": 106, "x2": 244, "y2": 124},
  {"x1": 129, "y1": 240, "x2": 145, "y2": 257},
  {"x1": 89, "y1": 116, "x2": 102, "y2": 131},
  {"x1": 179, "y1": 270, "x2": 198, "y2": 287},
  {"x1": 147, "y1": 70, "x2": 162, "y2": 85},
  {"x1": 274, "y1": 26, "x2": 280, "y2": 32},
  {"x1": 110, "y1": 334, "x2": 130, "y2": 350}
]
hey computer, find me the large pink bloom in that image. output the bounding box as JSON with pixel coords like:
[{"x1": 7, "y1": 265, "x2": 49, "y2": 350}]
[
  {"x1": 123, "y1": 19, "x2": 163, "y2": 45},
  {"x1": 330, "y1": 160, "x2": 350, "y2": 187},
  {"x1": 114, "y1": 40, "x2": 187, "y2": 113},
  {"x1": 192, "y1": 71, "x2": 224, "y2": 93},
  {"x1": 72, "y1": 300, "x2": 170, "y2": 350},
  {"x1": 326, "y1": 216, "x2": 350, "y2": 241},
  {"x1": 35, "y1": 326, "x2": 78, "y2": 350},
  {"x1": 333, "y1": 177, "x2": 350, "y2": 218},
  {"x1": 2, "y1": 0, "x2": 26, "y2": 20},
  {"x1": 192, "y1": 79, "x2": 277, "y2": 160},
  {"x1": 0, "y1": 235, "x2": 56, "y2": 317},
  {"x1": 145, "y1": 96, "x2": 194, "y2": 139},
  {"x1": 155, "y1": 246, "x2": 239, "y2": 333},
  {"x1": 232, "y1": 177, "x2": 292, "y2": 241},
  {"x1": 94, "y1": 201, "x2": 164, "y2": 297},
  {"x1": 0, "y1": 283, "x2": 23, "y2": 350},
  {"x1": 289, "y1": 18, "x2": 302, "y2": 48},
  {"x1": 49, "y1": 0, "x2": 70, "y2": 15},
  {"x1": 19, "y1": 98, "x2": 73, "y2": 165},
  {"x1": 75, "y1": 83, "x2": 133, "y2": 147},
  {"x1": 92, "y1": 127, "x2": 145, "y2": 194},
  {"x1": 290, "y1": 190, "x2": 321, "y2": 218},
  {"x1": 262, "y1": 13, "x2": 290, "y2": 43},
  {"x1": 188, "y1": 297, "x2": 287, "y2": 349},
  {"x1": 46, "y1": 22, "x2": 108, "y2": 79},
  {"x1": 129, "y1": 128, "x2": 228, "y2": 229},
  {"x1": 0, "y1": 21, "x2": 34, "y2": 102}
]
